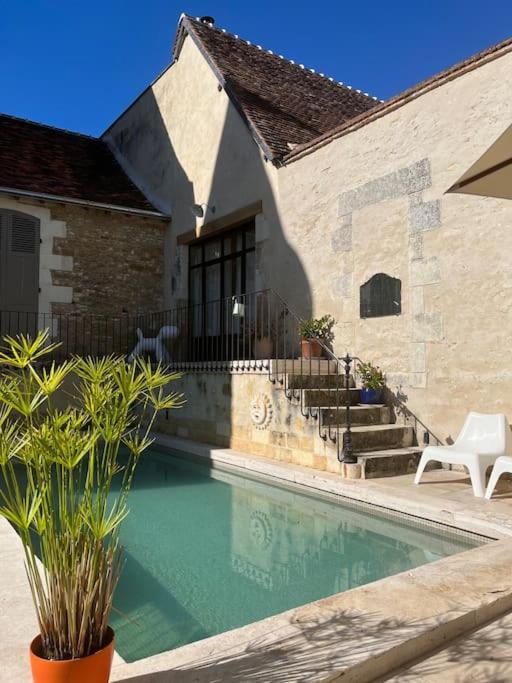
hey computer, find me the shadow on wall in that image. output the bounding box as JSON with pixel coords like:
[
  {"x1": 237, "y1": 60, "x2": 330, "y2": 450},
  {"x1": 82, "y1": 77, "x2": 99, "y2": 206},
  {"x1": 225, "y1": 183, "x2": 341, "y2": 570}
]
[
  {"x1": 203, "y1": 102, "x2": 312, "y2": 319},
  {"x1": 106, "y1": 89, "x2": 195, "y2": 300},
  {"x1": 187, "y1": 101, "x2": 312, "y2": 445},
  {"x1": 107, "y1": 85, "x2": 313, "y2": 448}
]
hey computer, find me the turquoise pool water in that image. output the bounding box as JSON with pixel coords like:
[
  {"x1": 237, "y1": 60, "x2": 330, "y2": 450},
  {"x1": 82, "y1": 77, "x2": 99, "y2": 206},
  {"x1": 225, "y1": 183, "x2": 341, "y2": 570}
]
[{"x1": 111, "y1": 449, "x2": 480, "y2": 662}]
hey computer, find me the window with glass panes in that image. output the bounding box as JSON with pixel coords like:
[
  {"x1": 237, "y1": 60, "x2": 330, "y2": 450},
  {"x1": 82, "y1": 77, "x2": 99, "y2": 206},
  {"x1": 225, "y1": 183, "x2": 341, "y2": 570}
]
[{"x1": 188, "y1": 221, "x2": 255, "y2": 310}]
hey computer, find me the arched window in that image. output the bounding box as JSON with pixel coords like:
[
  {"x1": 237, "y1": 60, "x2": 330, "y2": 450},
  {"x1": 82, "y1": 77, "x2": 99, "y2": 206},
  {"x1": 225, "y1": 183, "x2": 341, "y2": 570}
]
[{"x1": 360, "y1": 273, "x2": 401, "y2": 319}]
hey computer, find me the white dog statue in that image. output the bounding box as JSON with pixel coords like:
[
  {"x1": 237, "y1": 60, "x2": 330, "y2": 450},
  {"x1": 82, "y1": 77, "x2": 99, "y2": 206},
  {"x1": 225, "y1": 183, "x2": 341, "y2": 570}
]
[{"x1": 128, "y1": 325, "x2": 179, "y2": 363}]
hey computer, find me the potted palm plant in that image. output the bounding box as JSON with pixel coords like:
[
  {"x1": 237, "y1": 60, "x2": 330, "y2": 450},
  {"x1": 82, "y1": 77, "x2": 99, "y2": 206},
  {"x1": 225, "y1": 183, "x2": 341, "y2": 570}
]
[
  {"x1": 0, "y1": 331, "x2": 183, "y2": 683},
  {"x1": 298, "y1": 315, "x2": 335, "y2": 360},
  {"x1": 357, "y1": 361, "x2": 385, "y2": 404}
]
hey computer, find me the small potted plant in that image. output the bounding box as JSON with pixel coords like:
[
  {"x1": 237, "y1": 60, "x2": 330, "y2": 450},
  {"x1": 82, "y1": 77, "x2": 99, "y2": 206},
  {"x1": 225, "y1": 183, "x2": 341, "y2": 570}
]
[
  {"x1": 298, "y1": 315, "x2": 335, "y2": 359},
  {"x1": 0, "y1": 331, "x2": 183, "y2": 683},
  {"x1": 357, "y1": 361, "x2": 385, "y2": 404}
]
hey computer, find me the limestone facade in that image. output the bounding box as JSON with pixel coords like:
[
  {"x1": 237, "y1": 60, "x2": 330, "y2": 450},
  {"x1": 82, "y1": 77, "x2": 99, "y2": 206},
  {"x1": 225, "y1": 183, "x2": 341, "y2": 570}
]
[
  {"x1": 106, "y1": 33, "x2": 512, "y2": 445},
  {"x1": 278, "y1": 50, "x2": 512, "y2": 441}
]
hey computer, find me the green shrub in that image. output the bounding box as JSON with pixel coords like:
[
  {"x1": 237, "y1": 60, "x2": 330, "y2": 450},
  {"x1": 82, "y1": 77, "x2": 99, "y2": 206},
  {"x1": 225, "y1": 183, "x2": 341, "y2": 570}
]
[
  {"x1": 0, "y1": 331, "x2": 184, "y2": 660},
  {"x1": 357, "y1": 362, "x2": 386, "y2": 390},
  {"x1": 298, "y1": 315, "x2": 335, "y2": 343}
]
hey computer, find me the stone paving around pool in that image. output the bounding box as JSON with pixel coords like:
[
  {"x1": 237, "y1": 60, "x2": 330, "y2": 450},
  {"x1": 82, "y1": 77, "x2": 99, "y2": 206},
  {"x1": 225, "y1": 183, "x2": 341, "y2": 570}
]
[{"x1": 3, "y1": 434, "x2": 512, "y2": 682}]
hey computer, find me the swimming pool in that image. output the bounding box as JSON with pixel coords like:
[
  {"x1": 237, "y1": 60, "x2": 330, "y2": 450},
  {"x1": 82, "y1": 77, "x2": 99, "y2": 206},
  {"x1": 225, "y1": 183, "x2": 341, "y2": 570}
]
[{"x1": 112, "y1": 448, "x2": 481, "y2": 662}]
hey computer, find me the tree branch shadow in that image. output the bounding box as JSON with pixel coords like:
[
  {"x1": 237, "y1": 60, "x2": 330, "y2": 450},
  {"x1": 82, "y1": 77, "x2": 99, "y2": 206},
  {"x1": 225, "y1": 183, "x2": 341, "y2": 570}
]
[
  {"x1": 379, "y1": 612, "x2": 512, "y2": 683},
  {"x1": 114, "y1": 606, "x2": 468, "y2": 683}
]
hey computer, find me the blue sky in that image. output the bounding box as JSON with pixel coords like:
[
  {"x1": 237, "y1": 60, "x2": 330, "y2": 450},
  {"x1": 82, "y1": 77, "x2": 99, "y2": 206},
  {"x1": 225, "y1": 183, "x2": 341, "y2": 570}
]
[{"x1": 1, "y1": 1, "x2": 511, "y2": 136}]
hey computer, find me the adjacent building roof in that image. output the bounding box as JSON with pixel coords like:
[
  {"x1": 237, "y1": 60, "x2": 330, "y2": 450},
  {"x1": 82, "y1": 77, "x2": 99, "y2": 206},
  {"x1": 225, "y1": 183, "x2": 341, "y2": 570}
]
[
  {"x1": 174, "y1": 15, "x2": 380, "y2": 162},
  {"x1": 0, "y1": 114, "x2": 165, "y2": 216}
]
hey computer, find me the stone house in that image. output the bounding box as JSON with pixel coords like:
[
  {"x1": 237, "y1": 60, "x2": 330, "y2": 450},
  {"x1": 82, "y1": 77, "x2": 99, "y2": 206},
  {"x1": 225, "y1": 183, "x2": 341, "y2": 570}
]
[
  {"x1": 2, "y1": 14, "x2": 512, "y2": 474},
  {"x1": 0, "y1": 114, "x2": 167, "y2": 319}
]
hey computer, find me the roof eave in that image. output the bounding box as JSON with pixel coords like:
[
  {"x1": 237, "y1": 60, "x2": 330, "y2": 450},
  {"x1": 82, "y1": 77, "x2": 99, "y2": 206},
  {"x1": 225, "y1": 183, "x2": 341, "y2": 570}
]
[
  {"x1": 282, "y1": 34, "x2": 512, "y2": 166},
  {"x1": 0, "y1": 186, "x2": 170, "y2": 220}
]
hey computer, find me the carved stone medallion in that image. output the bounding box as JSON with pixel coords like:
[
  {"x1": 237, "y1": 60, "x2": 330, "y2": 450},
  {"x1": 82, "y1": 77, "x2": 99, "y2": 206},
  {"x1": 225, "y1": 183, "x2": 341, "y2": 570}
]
[{"x1": 250, "y1": 393, "x2": 273, "y2": 430}]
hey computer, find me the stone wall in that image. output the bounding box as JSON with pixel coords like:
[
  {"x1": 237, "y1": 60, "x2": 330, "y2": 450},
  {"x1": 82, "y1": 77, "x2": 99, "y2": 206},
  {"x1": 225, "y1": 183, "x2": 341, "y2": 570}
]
[
  {"x1": 49, "y1": 203, "x2": 166, "y2": 316},
  {"x1": 0, "y1": 195, "x2": 166, "y2": 358},
  {"x1": 103, "y1": 34, "x2": 310, "y2": 316},
  {"x1": 155, "y1": 371, "x2": 345, "y2": 473},
  {"x1": 278, "y1": 49, "x2": 512, "y2": 442},
  {"x1": 0, "y1": 196, "x2": 166, "y2": 317}
]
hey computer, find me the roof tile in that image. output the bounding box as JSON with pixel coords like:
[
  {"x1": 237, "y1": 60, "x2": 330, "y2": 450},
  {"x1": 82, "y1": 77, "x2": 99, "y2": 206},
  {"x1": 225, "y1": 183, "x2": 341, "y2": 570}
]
[
  {"x1": 179, "y1": 16, "x2": 379, "y2": 161},
  {"x1": 0, "y1": 114, "x2": 160, "y2": 213}
]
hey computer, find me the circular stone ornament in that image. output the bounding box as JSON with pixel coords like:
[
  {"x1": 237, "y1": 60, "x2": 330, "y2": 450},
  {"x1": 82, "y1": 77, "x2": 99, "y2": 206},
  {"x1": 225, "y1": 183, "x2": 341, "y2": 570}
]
[{"x1": 250, "y1": 393, "x2": 273, "y2": 430}]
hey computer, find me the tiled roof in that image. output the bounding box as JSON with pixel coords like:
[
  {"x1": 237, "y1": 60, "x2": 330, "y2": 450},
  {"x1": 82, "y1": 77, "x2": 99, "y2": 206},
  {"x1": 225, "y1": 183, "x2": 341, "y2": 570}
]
[
  {"x1": 174, "y1": 16, "x2": 380, "y2": 162},
  {"x1": 284, "y1": 35, "x2": 512, "y2": 164},
  {"x1": 0, "y1": 114, "x2": 163, "y2": 215}
]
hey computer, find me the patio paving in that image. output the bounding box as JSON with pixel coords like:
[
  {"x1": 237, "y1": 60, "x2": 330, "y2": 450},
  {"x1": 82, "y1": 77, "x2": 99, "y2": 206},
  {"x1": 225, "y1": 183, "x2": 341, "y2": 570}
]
[{"x1": 382, "y1": 611, "x2": 512, "y2": 682}]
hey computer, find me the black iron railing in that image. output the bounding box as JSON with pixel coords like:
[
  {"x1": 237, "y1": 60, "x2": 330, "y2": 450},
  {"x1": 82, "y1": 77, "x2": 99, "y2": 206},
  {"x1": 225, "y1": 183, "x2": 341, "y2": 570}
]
[{"x1": 0, "y1": 290, "x2": 441, "y2": 461}]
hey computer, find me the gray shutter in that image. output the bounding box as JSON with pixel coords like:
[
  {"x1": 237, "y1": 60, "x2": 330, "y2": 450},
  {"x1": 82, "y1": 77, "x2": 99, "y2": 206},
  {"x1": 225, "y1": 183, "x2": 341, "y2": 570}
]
[
  {"x1": 11, "y1": 214, "x2": 38, "y2": 253},
  {"x1": 0, "y1": 210, "x2": 40, "y2": 336}
]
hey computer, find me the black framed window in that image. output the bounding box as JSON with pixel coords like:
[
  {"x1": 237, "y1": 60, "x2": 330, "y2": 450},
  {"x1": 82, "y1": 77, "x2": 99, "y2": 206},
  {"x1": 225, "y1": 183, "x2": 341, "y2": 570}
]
[{"x1": 188, "y1": 220, "x2": 255, "y2": 308}]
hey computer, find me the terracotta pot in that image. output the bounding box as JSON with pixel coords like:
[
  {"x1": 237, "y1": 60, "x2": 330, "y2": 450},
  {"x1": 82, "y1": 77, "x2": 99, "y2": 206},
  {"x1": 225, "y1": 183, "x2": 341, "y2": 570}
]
[
  {"x1": 30, "y1": 628, "x2": 115, "y2": 683},
  {"x1": 255, "y1": 336, "x2": 274, "y2": 359},
  {"x1": 300, "y1": 339, "x2": 324, "y2": 360}
]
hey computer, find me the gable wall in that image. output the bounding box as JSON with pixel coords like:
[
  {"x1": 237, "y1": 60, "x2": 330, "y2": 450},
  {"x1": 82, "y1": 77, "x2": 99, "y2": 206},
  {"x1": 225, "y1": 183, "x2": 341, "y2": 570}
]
[
  {"x1": 277, "y1": 50, "x2": 512, "y2": 441},
  {"x1": 103, "y1": 36, "x2": 305, "y2": 309}
]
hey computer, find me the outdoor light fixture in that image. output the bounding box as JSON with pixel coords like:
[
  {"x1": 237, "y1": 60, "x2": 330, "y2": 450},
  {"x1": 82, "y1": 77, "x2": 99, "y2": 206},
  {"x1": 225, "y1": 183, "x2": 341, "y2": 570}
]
[
  {"x1": 190, "y1": 203, "x2": 216, "y2": 218},
  {"x1": 232, "y1": 296, "x2": 245, "y2": 317}
]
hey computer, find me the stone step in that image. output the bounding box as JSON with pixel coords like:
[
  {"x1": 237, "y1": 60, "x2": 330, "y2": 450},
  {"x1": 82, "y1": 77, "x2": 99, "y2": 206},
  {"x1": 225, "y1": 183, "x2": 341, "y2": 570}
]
[
  {"x1": 304, "y1": 388, "x2": 361, "y2": 407},
  {"x1": 322, "y1": 404, "x2": 391, "y2": 426},
  {"x1": 346, "y1": 424, "x2": 414, "y2": 452},
  {"x1": 270, "y1": 359, "x2": 339, "y2": 375},
  {"x1": 355, "y1": 447, "x2": 438, "y2": 479},
  {"x1": 287, "y1": 374, "x2": 355, "y2": 390}
]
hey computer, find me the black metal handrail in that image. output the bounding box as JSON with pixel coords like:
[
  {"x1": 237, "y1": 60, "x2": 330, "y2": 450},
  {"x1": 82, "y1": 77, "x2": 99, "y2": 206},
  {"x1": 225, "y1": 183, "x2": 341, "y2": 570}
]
[
  {"x1": 350, "y1": 355, "x2": 443, "y2": 448},
  {"x1": 0, "y1": 291, "x2": 441, "y2": 460}
]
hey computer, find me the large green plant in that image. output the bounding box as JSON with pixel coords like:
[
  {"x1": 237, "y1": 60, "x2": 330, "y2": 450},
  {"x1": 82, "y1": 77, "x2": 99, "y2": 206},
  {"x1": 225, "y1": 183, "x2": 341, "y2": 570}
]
[
  {"x1": 0, "y1": 332, "x2": 183, "y2": 660},
  {"x1": 298, "y1": 315, "x2": 335, "y2": 344}
]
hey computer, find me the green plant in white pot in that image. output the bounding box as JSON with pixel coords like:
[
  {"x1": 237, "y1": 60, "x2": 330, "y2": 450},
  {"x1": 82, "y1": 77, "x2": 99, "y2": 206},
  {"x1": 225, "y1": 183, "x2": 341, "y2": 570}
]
[{"x1": 0, "y1": 331, "x2": 183, "y2": 683}]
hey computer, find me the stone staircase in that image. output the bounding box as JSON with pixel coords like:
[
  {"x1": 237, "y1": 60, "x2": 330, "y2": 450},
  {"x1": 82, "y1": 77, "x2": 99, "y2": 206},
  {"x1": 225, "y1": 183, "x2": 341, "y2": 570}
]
[{"x1": 274, "y1": 359, "x2": 425, "y2": 479}]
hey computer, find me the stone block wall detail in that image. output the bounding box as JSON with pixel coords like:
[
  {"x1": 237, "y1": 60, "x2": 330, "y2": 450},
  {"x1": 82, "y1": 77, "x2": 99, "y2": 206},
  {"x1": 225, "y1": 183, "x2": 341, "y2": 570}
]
[
  {"x1": 335, "y1": 158, "x2": 443, "y2": 390},
  {"x1": 50, "y1": 204, "x2": 166, "y2": 316},
  {"x1": 250, "y1": 393, "x2": 273, "y2": 430},
  {"x1": 155, "y1": 372, "x2": 339, "y2": 473}
]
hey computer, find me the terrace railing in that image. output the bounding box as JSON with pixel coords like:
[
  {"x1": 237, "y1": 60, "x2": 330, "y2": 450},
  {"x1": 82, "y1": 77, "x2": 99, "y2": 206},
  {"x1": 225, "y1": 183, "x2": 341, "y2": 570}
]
[{"x1": 0, "y1": 289, "x2": 440, "y2": 461}]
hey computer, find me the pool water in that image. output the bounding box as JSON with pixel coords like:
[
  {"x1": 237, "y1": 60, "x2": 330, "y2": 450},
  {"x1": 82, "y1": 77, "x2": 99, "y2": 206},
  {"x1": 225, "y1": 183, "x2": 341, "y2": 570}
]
[{"x1": 111, "y1": 449, "x2": 480, "y2": 662}]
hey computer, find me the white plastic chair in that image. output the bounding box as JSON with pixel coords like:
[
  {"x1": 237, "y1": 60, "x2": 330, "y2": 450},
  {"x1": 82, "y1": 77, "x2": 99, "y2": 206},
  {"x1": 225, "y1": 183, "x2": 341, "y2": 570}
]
[
  {"x1": 485, "y1": 456, "x2": 512, "y2": 499},
  {"x1": 414, "y1": 412, "x2": 510, "y2": 497}
]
